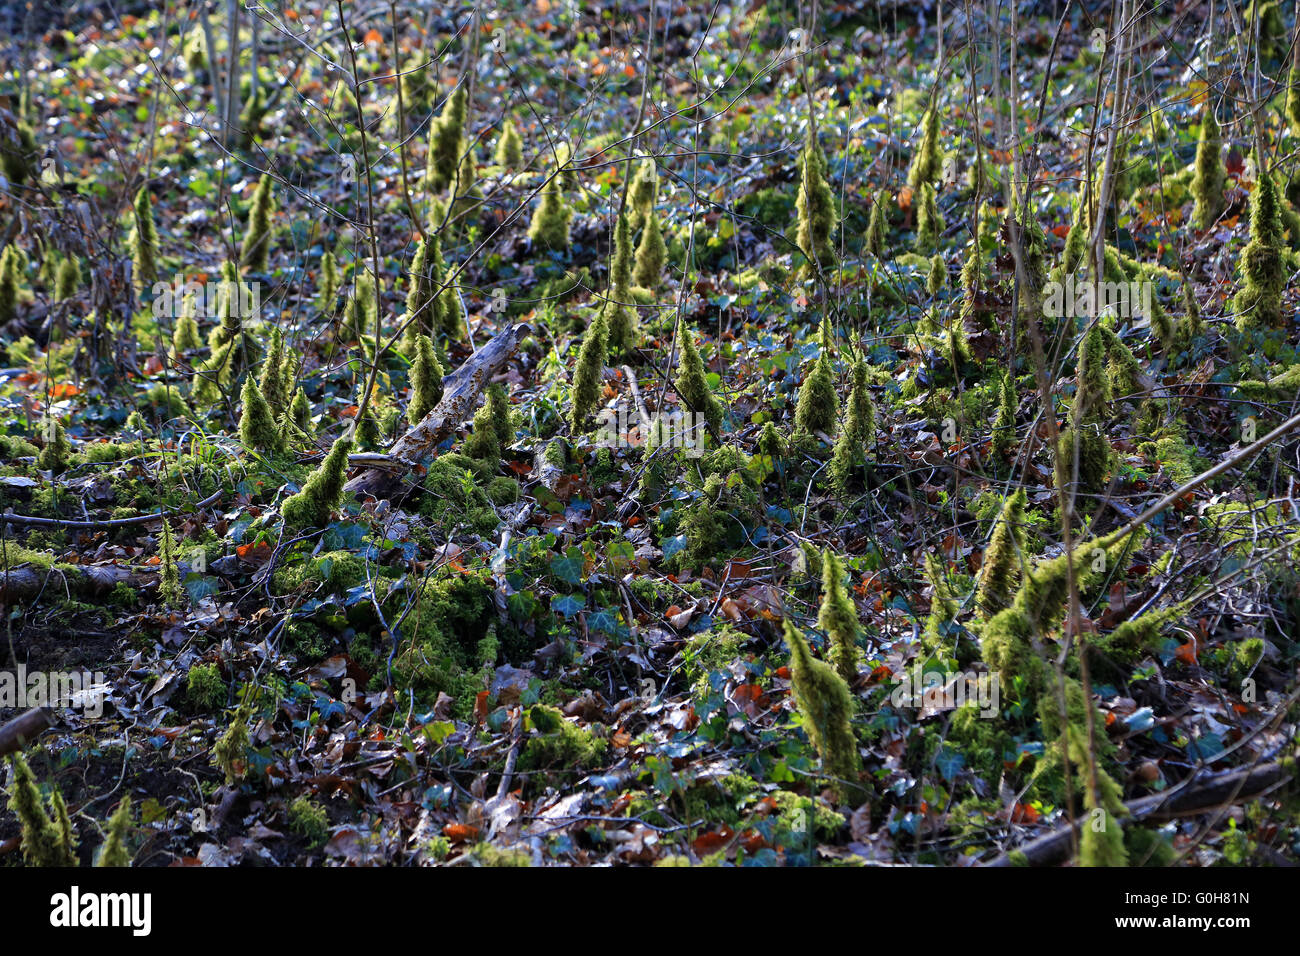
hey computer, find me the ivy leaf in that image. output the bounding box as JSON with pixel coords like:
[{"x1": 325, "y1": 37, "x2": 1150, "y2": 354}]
[
  {"x1": 551, "y1": 594, "x2": 586, "y2": 617},
  {"x1": 550, "y1": 549, "x2": 584, "y2": 585}
]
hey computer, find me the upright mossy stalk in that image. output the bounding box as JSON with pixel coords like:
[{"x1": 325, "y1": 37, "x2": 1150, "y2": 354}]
[
  {"x1": 240, "y1": 173, "x2": 276, "y2": 273},
  {"x1": 343, "y1": 272, "x2": 378, "y2": 344},
  {"x1": 795, "y1": 125, "x2": 836, "y2": 274},
  {"x1": 926, "y1": 253, "x2": 946, "y2": 294},
  {"x1": 0, "y1": 115, "x2": 37, "y2": 186},
  {"x1": 628, "y1": 157, "x2": 658, "y2": 232},
  {"x1": 604, "y1": 209, "x2": 638, "y2": 352},
  {"x1": 569, "y1": 308, "x2": 609, "y2": 431},
  {"x1": 0, "y1": 244, "x2": 22, "y2": 323},
  {"x1": 633, "y1": 204, "x2": 667, "y2": 290},
  {"x1": 129, "y1": 185, "x2": 159, "y2": 291},
  {"x1": 1008, "y1": 205, "x2": 1048, "y2": 318},
  {"x1": 915, "y1": 182, "x2": 944, "y2": 253},
  {"x1": 426, "y1": 85, "x2": 469, "y2": 194},
  {"x1": 829, "y1": 359, "x2": 875, "y2": 492},
  {"x1": 528, "y1": 175, "x2": 573, "y2": 251},
  {"x1": 975, "y1": 489, "x2": 1026, "y2": 619},
  {"x1": 1191, "y1": 107, "x2": 1225, "y2": 231},
  {"x1": 172, "y1": 296, "x2": 202, "y2": 354},
  {"x1": 289, "y1": 388, "x2": 314, "y2": 438},
  {"x1": 158, "y1": 518, "x2": 183, "y2": 607},
  {"x1": 793, "y1": 318, "x2": 839, "y2": 438},
  {"x1": 1289, "y1": 54, "x2": 1300, "y2": 138},
  {"x1": 38, "y1": 419, "x2": 70, "y2": 473},
  {"x1": 864, "y1": 189, "x2": 888, "y2": 258},
  {"x1": 282, "y1": 435, "x2": 353, "y2": 528},
  {"x1": 95, "y1": 798, "x2": 134, "y2": 867},
  {"x1": 1057, "y1": 325, "x2": 1112, "y2": 495},
  {"x1": 239, "y1": 375, "x2": 284, "y2": 454},
  {"x1": 907, "y1": 106, "x2": 942, "y2": 191},
  {"x1": 783, "y1": 619, "x2": 862, "y2": 800},
  {"x1": 495, "y1": 119, "x2": 524, "y2": 168},
  {"x1": 408, "y1": 333, "x2": 444, "y2": 423},
  {"x1": 991, "y1": 368, "x2": 1018, "y2": 461},
  {"x1": 817, "y1": 551, "x2": 861, "y2": 684},
  {"x1": 673, "y1": 317, "x2": 724, "y2": 432},
  {"x1": 319, "y1": 249, "x2": 341, "y2": 311},
  {"x1": 403, "y1": 236, "x2": 434, "y2": 353},
  {"x1": 1234, "y1": 156, "x2": 1286, "y2": 330},
  {"x1": 6, "y1": 754, "x2": 78, "y2": 866},
  {"x1": 54, "y1": 255, "x2": 78, "y2": 301},
  {"x1": 464, "y1": 383, "x2": 512, "y2": 461},
  {"x1": 922, "y1": 554, "x2": 960, "y2": 657},
  {"x1": 259, "y1": 328, "x2": 287, "y2": 414},
  {"x1": 960, "y1": 209, "x2": 993, "y2": 330}
]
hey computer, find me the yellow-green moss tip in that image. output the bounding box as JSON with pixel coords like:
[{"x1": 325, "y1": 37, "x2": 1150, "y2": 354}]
[
  {"x1": 0, "y1": 245, "x2": 21, "y2": 324},
  {"x1": 1234, "y1": 157, "x2": 1286, "y2": 330},
  {"x1": 976, "y1": 488, "x2": 1026, "y2": 619},
  {"x1": 282, "y1": 435, "x2": 354, "y2": 528},
  {"x1": 239, "y1": 375, "x2": 284, "y2": 455},
  {"x1": 464, "y1": 383, "x2": 511, "y2": 460},
  {"x1": 408, "y1": 333, "x2": 444, "y2": 424},
  {"x1": 259, "y1": 328, "x2": 287, "y2": 414},
  {"x1": 159, "y1": 518, "x2": 184, "y2": 607},
  {"x1": 633, "y1": 205, "x2": 667, "y2": 290},
  {"x1": 95, "y1": 798, "x2": 134, "y2": 867},
  {"x1": 783, "y1": 618, "x2": 862, "y2": 799},
  {"x1": 129, "y1": 186, "x2": 159, "y2": 289},
  {"x1": 240, "y1": 173, "x2": 276, "y2": 273},
  {"x1": 817, "y1": 550, "x2": 860, "y2": 683},
  {"x1": 915, "y1": 182, "x2": 944, "y2": 253},
  {"x1": 495, "y1": 119, "x2": 524, "y2": 168},
  {"x1": 1191, "y1": 107, "x2": 1225, "y2": 231},
  {"x1": 319, "y1": 249, "x2": 341, "y2": 311},
  {"x1": 795, "y1": 125, "x2": 837, "y2": 273},
  {"x1": 213, "y1": 706, "x2": 252, "y2": 785},
  {"x1": 37, "y1": 418, "x2": 70, "y2": 474},
  {"x1": 426, "y1": 85, "x2": 469, "y2": 194},
  {"x1": 570, "y1": 309, "x2": 609, "y2": 431},
  {"x1": 673, "y1": 318, "x2": 724, "y2": 432},
  {"x1": 865, "y1": 189, "x2": 889, "y2": 258},
  {"x1": 794, "y1": 328, "x2": 838, "y2": 438},
  {"x1": 907, "y1": 106, "x2": 942, "y2": 190},
  {"x1": 829, "y1": 360, "x2": 874, "y2": 492},
  {"x1": 6, "y1": 754, "x2": 78, "y2": 866},
  {"x1": 54, "y1": 255, "x2": 79, "y2": 301},
  {"x1": 528, "y1": 177, "x2": 573, "y2": 251}
]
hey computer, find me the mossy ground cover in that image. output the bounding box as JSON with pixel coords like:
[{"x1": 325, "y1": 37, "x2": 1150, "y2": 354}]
[{"x1": 0, "y1": 3, "x2": 1298, "y2": 869}]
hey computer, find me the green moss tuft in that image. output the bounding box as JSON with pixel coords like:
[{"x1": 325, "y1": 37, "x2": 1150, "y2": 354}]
[
  {"x1": 129, "y1": 186, "x2": 159, "y2": 291},
  {"x1": 240, "y1": 173, "x2": 276, "y2": 272},
  {"x1": 794, "y1": 319, "x2": 838, "y2": 438},
  {"x1": 6, "y1": 754, "x2": 78, "y2": 866},
  {"x1": 976, "y1": 488, "x2": 1027, "y2": 619},
  {"x1": 817, "y1": 551, "x2": 861, "y2": 683},
  {"x1": 282, "y1": 435, "x2": 353, "y2": 529},
  {"x1": 239, "y1": 375, "x2": 284, "y2": 454},
  {"x1": 1191, "y1": 107, "x2": 1225, "y2": 231},
  {"x1": 528, "y1": 176, "x2": 573, "y2": 251},
  {"x1": 915, "y1": 182, "x2": 944, "y2": 252},
  {"x1": 1234, "y1": 156, "x2": 1286, "y2": 330},
  {"x1": 673, "y1": 318, "x2": 724, "y2": 432},
  {"x1": 795, "y1": 125, "x2": 836, "y2": 273},
  {"x1": 95, "y1": 798, "x2": 134, "y2": 867},
  {"x1": 783, "y1": 619, "x2": 862, "y2": 800}
]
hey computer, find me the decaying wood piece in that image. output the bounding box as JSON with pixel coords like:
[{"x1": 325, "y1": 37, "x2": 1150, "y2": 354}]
[
  {"x1": 0, "y1": 707, "x2": 53, "y2": 757},
  {"x1": 344, "y1": 322, "x2": 530, "y2": 500},
  {"x1": 984, "y1": 757, "x2": 1296, "y2": 867}
]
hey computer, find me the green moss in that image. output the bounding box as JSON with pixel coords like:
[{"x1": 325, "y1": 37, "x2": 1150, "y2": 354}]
[
  {"x1": 54, "y1": 255, "x2": 79, "y2": 301},
  {"x1": 528, "y1": 176, "x2": 573, "y2": 251},
  {"x1": 426, "y1": 85, "x2": 468, "y2": 193},
  {"x1": 463, "y1": 384, "x2": 512, "y2": 461},
  {"x1": 521, "y1": 704, "x2": 607, "y2": 774},
  {"x1": 281, "y1": 436, "x2": 353, "y2": 529},
  {"x1": 569, "y1": 309, "x2": 608, "y2": 431},
  {"x1": 1234, "y1": 157, "x2": 1286, "y2": 330},
  {"x1": 783, "y1": 618, "x2": 862, "y2": 800},
  {"x1": 407, "y1": 333, "x2": 444, "y2": 424},
  {"x1": 1191, "y1": 107, "x2": 1225, "y2": 231},
  {"x1": 37, "y1": 419, "x2": 70, "y2": 474},
  {"x1": 495, "y1": 119, "x2": 524, "y2": 168},
  {"x1": 959, "y1": 208, "x2": 993, "y2": 330},
  {"x1": 795, "y1": 124, "x2": 836, "y2": 273},
  {"x1": 633, "y1": 204, "x2": 667, "y2": 290},
  {"x1": 907, "y1": 105, "x2": 942, "y2": 190},
  {"x1": 158, "y1": 519, "x2": 183, "y2": 607},
  {"x1": 187, "y1": 663, "x2": 225, "y2": 710},
  {"x1": 129, "y1": 186, "x2": 159, "y2": 290},
  {"x1": 864, "y1": 188, "x2": 889, "y2": 257},
  {"x1": 319, "y1": 249, "x2": 341, "y2": 311},
  {"x1": 213, "y1": 706, "x2": 252, "y2": 785},
  {"x1": 976, "y1": 489, "x2": 1027, "y2": 619},
  {"x1": 817, "y1": 550, "x2": 860, "y2": 683},
  {"x1": 829, "y1": 360, "x2": 873, "y2": 492},
  {"x1": 240, "y1": 173, "x2": 276, "y2": 272},
  {"x1": 95, "y1": 798, "x2": 134, "y2": 867},
  {"x1": 1094, "y1": 602, "x2": 1186, "y2": 666},
  {"x1": 239, "y1": 375, "x2": 284, "y2": 454},
  {"x1": 0, "y1": 246, "x2": 20, "y2": 325},
  {"x1": 288, "y1": 796, "x2": 330, "y2": 846},
  {"x1": 794, "y1": 318, "x2": 838, "y2": 438},
  {"x1": 673, "y1": 317, "x2": 723, "y2": 432},
  {"x1": 1125, "y1": 826, "x2": 1176, "y2": 867},
  {"x1": 470, "y1": 843, "x2": 533, "y2": 866},
  {"x1": 915, "y1": 182, "x2": 944, "y2": 252},
  {"x1": 6, "y1": 754, "x2": 78, "y2": 866},
  {"x1": 0, "y1": 434, "x2": 38, "y2": 458},
  {"x1": 419, "y1": 454, "x2": 500, "y2": 534}
]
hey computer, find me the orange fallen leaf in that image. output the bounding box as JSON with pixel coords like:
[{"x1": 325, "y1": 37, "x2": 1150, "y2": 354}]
[{"x1": 442, "y1": 823, "x2": 479, "y2": 842}]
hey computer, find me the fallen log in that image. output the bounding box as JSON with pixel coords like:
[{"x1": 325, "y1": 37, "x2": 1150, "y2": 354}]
[
  {"x1": 984, "y1": 757, "x2": 1297, "y2": 866},
  {"x1": 344, "y1": 322, "x2": 530, "y2": 500},
  {"x1": 0, "y1": 707, "x2": 53, "y2": 757}
]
